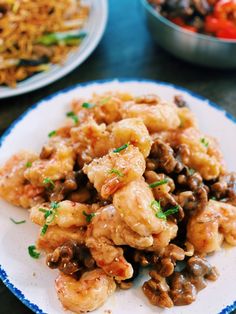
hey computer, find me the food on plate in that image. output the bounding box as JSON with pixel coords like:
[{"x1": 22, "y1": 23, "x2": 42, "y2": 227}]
[
  {"x1": 148, "y1": 0, "x2": 236, "y2": 40},
  {"x1": 0, "y1": 90, "x2": 236, "y2": 312},
  {"x1": 0, "y1": 0, "x2": 89, "y2": 87}
]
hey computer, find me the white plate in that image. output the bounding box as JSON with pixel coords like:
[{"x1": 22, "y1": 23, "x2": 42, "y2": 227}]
[
  {"x1": 0, "y1": 0, "x2": 107, "y2": 99},
  {"x1": 0, "y1": 79, "x2": 235, "y2": 314}
]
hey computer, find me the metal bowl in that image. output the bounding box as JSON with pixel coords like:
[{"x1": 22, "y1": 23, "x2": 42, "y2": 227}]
[{"x1": 141, "y1": 0, "x2": 236, "y2": 68}]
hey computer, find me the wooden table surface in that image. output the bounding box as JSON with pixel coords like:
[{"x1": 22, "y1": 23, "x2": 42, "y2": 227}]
[{"x1": 0, "y1": 0, "x2": 235, "y2": 313}]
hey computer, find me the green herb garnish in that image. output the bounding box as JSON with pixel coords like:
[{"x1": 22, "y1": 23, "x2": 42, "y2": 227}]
[
  {"x1": 150, "y1": 200, "x2": 179, "y2": 221},
  {"x1": 28, "y1": 245, "x2": 40, "y2": 259},
  {"x1": 163, "y1": 206, "x2": 179, "y2": 217},
  {"x1": 83, "y1": 211, "x2": 96, "y2": 223},
  {"x1": 43, "y1": 177, "x2": 55, "y2": 190},
  {"x1": 25, "y1": 161, "x2": 32, "y2": 168},
  {"x1": 10, "y1": 218, "x2": 26, "y2": 225},
  {"x1": 41, "y1": 224, "x2": 48, "y2": 235},
  {"x1": 149, "y1": 179, "x2": 168, "y2": 188},
  {"x1": 108, "y1": 168, "x2": 124, "y2": 177},
  {"x1": 66, "y1": 111, "x2": 79, "y2": 124},
  {"x1": 39, "y1": 202, "x2": 59, "y2": 236},
  {"x1": 113, "y1": 143, "x2": 129, "y2": 153},
  {"x1": 50, "y1": 201, "x2": 60, "y2": 210},
  {"x1": 200, "y1": 137, "x2": 209, "y2": 148},
  {"x1": 82, "y1": 102, "x2": 95, "y2": 109},
  {"x1": 211, "y1": 196, "x2": 217, "y2": 200},
  {"x1": 48, "y1": 130, "x2": 56, "y2": 138}
]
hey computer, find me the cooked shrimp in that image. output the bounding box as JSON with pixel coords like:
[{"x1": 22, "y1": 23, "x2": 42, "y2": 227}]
[
  {"x1": 30, "y1": 200, "x2": 91, "y2": 228},
  {"x1": 25, "y1": 137, "x2": 75, "y2": 186},
  {"x1": 71, "y1": 118, "x2": 110, "y2": 166},
  {"x1": 121, "y1": 100, "x2": 181, "y2": 133},
  {"x1": 148, "y1": 221, "x2": 178, "y2": 251},
  {"x1": 113, "y1": 179, "x2": 166, "y2": 236},
  {"x1": 177, "y1": 107, "x2": 198, "y2": 129},
  {"x1": 187, "y1": 200, "x2": 236, "y2": 253},
  {"x1": 212, "y1": 200, "x2": 236, "y2": 246},
  {"x1": 177, "y1": 128, "x2": 225, "y2": 180},
  {"x1": 0, "y1": 151, "x2": 44, "y2": 208},
  {"x1": 83, "y1": 145, "x2": 145, "y2": 199},
  {"x1": 86, "y1": 205, "x2": 135, "y2": 280},
  {"x1": 55, "y1": 269, "x2": 116, "y2": 313},
  {"x1": 111, "y1": 118, "x2": 153, "y2": 158},
  {"x1": 37, "y1": 225, "x2": 86, "y2": 253}
]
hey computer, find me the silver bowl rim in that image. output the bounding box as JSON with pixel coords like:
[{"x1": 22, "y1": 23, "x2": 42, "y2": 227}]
[{"x1": 141, "y1": 0, "x2": 236, "y2": 44}]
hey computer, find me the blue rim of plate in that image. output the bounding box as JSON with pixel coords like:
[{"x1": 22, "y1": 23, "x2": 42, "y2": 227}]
[{"x1": 0, "y1": 78, "x2": 235, "y2": 314}]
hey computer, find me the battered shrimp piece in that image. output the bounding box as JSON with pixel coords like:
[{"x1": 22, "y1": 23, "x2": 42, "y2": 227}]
[
  {"x1": 86, "y1": 206, "x2": 135, "y2": 280},
  {"x1": 121, "y1": 100, "x2": 181, "y2": 133},
  {"x1": 25, "y1": 137, "x2": 75, "y2": 186},
  {"x1": 30, "y1": 200, "x2": 91, "y2": 228},
  {"x1": 111, "y1": 118, "x2": 152, "y2": 158},
  {"x1": 37, "y1": 225, "x2": 86, "y2": 253},
  {"x1": 148, "y1": 221, "x2": 178, "y2": 251},
  {"x1": 0, "y1": 151, "x2": 44, "y2": 208},
  {"x1": 83, "y1": 145, "x2": 145, "y2": 199},
  {"x1": 113, "y1": 179, "x2": 166, "y2": 236},
  {"x1": 86, "y1": 205, "x2": 155, "y2": 280},
  {"x1": 70, "y1": 118, "x2": 110, "y2": 166},
  {"x1": 177, "y1": 107, "x2": 198, "y2": 129},
  {"x1": 177, "y1": 127, "x2": 225, "y2": 180},
  {"x1": 187, "y1": 200, "x2": 236, "y2": 253},
  {"x1": 71, "y1": 92, "x2": 132, "y2": 125},
  {"x1": 55, "y1": 269, "x2": 116, "y2": 313},
  {"x1": 211, "y1": 200, "x2": 236, "y2": 246}
]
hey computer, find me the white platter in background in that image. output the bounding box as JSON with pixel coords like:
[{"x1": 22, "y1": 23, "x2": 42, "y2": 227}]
[{"x1": 0, "y1": 0, "x2": 108, "y2": 99}]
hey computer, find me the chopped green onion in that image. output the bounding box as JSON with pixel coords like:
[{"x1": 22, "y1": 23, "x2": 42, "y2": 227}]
[
  {"x1": 83, "y1": 211, "x2": 95, "y2": 223},
  {"x1": 82, "y1": 102, "x2": 95, "y2": 109},
  {"x1": 163, "y1": 206, "x2": 179, "y2": 217},
  {"x1": 25, "y1": 161, "x2": 32, "y2": 168},
  {"x1": 150, "y1": 200, "x2": 162, "y2": 213},
  {"x1": 28, "y1": 245, "x2": 40, "y2": 259},
  {"x1": 36, "y1": 31, "x2": 86, "y2": 46},
  {"x1": 200, "y1": 137, "x2": 209, "y2": 148},
  {"x1": 113, "y1": 143, "x2": 129, "y2": 153},
  {"x1": 50, "y1": 201, "x2": 59, "y2": 210},
  {"x1": 108, "y1": 168, "x2": 124, "y2": 177},
  {"x1": 39, "y1": 202, "x2": 59, "y2": 236},
  {"x1": 43, "y1": 177, "x2": 55, "y2": 190},
  {"x1": 41, "y1": 224, "x2": 48, "y2": 235},
  {"x1": 10, "y1": 218, "x2": 26, "y2": 225},
  {"x1": 150, "y1": 201, "x2": 179, "y2": 221},
  {"x1": 149, "y1": 179, "x2": 168, "y2": 188},
  {"x1": 66, "y1": 111, "x2": 79, "y2": 124},
  {"x1": 156, "y1": 211, "x2": 167, "y2": 220},
  {"x1": 100, "y1": 97, "x2": 111, "y2": 105},
  {"x1": 48, "y1": 130, "x2": 56, "y2": 138}
]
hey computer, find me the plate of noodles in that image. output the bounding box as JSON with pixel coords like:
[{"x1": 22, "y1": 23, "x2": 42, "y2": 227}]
[
  {"x1": 0, "y1": 79, "x2": 236, "y2": 314},
  {"x1": 0, "y1": 0, "x2": 107, "y2": 98}
]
